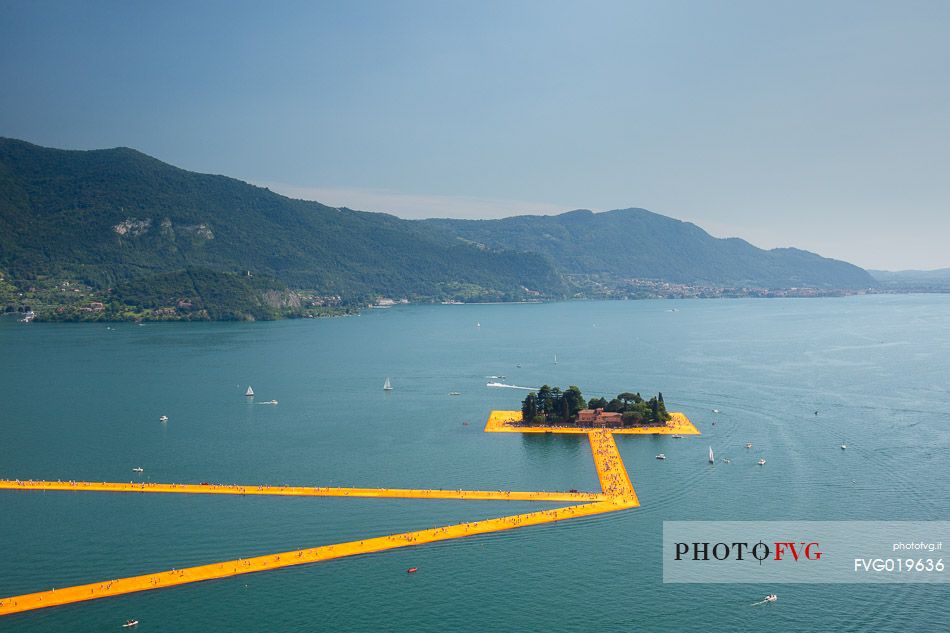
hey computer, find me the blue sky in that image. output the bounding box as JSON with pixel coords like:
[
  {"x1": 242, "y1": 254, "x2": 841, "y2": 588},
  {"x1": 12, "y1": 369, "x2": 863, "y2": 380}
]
[{"x1": 2, "y1": 0, "x2": 948, "y2": 269}]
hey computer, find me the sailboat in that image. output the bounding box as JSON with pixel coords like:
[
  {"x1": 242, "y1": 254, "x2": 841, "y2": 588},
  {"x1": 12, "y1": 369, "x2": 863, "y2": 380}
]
[
  {"x1": 245, "y1": 386, "x2": 254, "y2": 397},
  {"x1": 708, "y1": 446, "x2": 715, "y2": 463},
  {"x1": 383, "y1": 377, "x2": 393, "y2": 391},
  {"x1": 554, "y1": 354, "x2": 558, "y2": 365}
]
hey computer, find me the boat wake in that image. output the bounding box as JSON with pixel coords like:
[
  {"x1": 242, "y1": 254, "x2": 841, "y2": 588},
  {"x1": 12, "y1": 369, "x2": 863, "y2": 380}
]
[{"x1": 486, "y1": 382, "x2": 537, "y2": 390}]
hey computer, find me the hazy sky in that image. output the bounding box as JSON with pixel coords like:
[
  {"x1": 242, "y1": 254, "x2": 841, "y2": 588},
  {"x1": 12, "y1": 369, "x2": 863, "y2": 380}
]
[{"x1": 2, "y1": 1, "x2": 948, "y2": 270}]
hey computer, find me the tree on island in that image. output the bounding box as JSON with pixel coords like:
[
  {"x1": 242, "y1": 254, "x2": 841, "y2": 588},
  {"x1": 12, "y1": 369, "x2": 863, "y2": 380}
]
[
  {"x1": 521, "y1": 384, "x2": 586, "y2": 424},
  {"x1": 521, "y1": 385, "x2": 670, "y2": 427}
]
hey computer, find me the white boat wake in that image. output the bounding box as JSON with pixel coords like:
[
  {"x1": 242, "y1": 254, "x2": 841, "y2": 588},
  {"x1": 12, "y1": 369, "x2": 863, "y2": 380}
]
[{"x1": 486, "y1": 382, "x2": 537, "y2": 390}]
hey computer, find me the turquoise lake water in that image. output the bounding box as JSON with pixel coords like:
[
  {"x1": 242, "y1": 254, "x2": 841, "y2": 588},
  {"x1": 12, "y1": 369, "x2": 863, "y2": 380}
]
[{"x1": 1, "y1": 295, "x2": 948, "y2": 632}]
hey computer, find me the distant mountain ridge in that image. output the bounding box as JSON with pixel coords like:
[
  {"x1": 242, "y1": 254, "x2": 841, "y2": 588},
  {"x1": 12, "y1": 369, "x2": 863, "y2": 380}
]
[
  {"x1": 423, "y1": 209, "x2": 875, "y2": 289},
  {"x1": 869, "y1": 268, "x2": 950, "y2": 291},
  {"x1": 0, "y1": 137, "x2": 876, "y2": 320}
]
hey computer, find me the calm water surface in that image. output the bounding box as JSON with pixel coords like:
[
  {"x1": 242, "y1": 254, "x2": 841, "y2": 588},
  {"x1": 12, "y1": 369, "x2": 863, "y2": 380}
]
[{"x1": 1, "y1": 296, "x2": 948, "y2": 632}]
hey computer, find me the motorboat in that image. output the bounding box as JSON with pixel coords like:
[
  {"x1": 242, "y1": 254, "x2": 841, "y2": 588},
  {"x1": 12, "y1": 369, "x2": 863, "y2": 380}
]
[
  {"x1": 757, "y1": 459, "x2": 766, "y2": 466},
  {"x1": 448, "y1": 392, "x2": 461, "y2": 396},
  {"x1": 122, "y1": 620, "x2": 139, "y2": 628},
  {"x1": 159, "y1": 415, "x2": 168, "y2": 422},
  {"x1": 765, "y1": 594, "x2": 777, "y2": 602},
  {"x1": 671, "y1": 434, "x2": 683, "y2": 439},
  {"x1": 132, "y1": 467, "x2": 143, "y2": 473},
  {"x1": 745, "y1": 442, "x2": 752, "y2": 449},
  {"x1": 656, "y1": 454, "x2": 666, "y2": 460},
  {"x1": 841, "y1": 444, "x2": 847, "y2": 449},
  {"x1": 407, "y1": 567, "x2": 418, "y2": 573}
]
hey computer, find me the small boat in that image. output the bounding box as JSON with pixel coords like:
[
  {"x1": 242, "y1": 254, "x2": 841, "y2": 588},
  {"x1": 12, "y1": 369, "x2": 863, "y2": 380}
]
[
  {"x1": 245, "y1": 386, "x2": 254, "y2": 397},
  {"x1": 448, "y1": 392, "x2": 461, "y2": 396},
  {"x1": 159, "y1": 415, "x2": 168, "y2": 422},
  {"x1": 264, "y1": 400, "x2": 278, "y2": 405},
  {"x1": 708, "y1": 446, "x2": 715, "y2": 463},
  {"x1": 383, "y1": 377, "x2": 393, "y2": 391},
  {"x1": 745, "y1": 442, "x2": 752, "y2": 449},
  {"x1": 840, "y1": 444, "x2": 847, "y2": 449},
  {"x1": 757, "y1": 458, "x2": 766, "y2": 465},
  {"x1": 765, "y1": 594, "x2": 777, "y2": 602},
  {"x1": 656, "y1": 454, "x2": 666, "y2": 460},
  {"x1": 712, "y1": 408, "x2": 720, "y2": 413},
  {"x1": 671, "y1": 434, "x2": 683, "y2": 439},
  {"x1": 407, "y1": 567, "x2": 418, "y2": 573},
  {"x1": 132, "y1": 467, "x2": 143, "y2": 473},
  {"x1": 721, "y1": 458, "x2": 731, "y2": 464},
  {"x1": 123, "y1": 621, "x2": 139, "y2": 628}
]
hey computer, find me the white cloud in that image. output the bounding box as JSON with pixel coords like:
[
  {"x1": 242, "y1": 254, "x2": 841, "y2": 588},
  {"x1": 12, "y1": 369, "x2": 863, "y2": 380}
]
[{"x1": 255, "y1": 182, "x2": 573, "y2": 220}]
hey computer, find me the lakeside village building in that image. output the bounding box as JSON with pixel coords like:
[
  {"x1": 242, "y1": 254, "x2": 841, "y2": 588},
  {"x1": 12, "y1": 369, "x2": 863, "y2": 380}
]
[{"x1": 576, "y1": 408, "x2": 623, "y2": 427}]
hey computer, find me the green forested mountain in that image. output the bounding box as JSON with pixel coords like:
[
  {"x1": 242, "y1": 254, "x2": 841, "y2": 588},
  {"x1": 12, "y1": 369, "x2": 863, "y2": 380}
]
[
  {"x1": 0, "y1": 138, "x2": 876, "y2": 321},
  {"x1": 423, "y1": 209, "x2": 875, "y2": 289},
  {"x1": 0, "y1": 138, "x2": 563, "y2": 318}
]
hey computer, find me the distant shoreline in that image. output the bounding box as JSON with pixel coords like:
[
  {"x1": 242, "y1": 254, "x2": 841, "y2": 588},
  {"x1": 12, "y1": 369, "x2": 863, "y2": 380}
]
[{"x1": 6, "y1": 291, "x2": 949, "y2": 325}]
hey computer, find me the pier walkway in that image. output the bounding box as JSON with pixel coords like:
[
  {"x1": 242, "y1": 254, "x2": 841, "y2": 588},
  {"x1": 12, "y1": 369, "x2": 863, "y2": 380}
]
[
  {"x1": 0, "y1": 410, "x2": 693, "y2": 617},
  {"x1": 0, "y1": 480, "x2": 604, "y2": 503}
]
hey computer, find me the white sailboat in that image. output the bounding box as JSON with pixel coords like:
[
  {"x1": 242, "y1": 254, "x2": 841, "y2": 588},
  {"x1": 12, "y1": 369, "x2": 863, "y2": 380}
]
[
  {"x1": 383, "y1": 377, "x2": 393, "y2": 391},
  {"x1": 554, "y1": 353, "x2": 558, "y2": 365},
  {"x1": 245, "y1": 386, "x2": 254, "y2": 397},
  {"x1": 708, "y1": 446, "x2": 715, "y2": 463}
]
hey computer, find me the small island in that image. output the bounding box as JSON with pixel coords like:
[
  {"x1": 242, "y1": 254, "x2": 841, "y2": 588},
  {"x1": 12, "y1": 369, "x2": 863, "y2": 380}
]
[{"x1": 520, "y1": 385, "x2": 671, "y2": 428}]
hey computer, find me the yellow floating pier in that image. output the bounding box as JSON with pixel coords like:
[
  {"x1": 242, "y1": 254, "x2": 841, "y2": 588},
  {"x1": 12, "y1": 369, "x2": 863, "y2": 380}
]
[
  {"x1": 0, "y1": 480, "x2": 603, "y2": 503},
  {"x1": 0, "y1": 410, "x2": 693, "y2": 617},
  {"x1": 484, "y1": 409, "x2": 700, "y2": 435}
]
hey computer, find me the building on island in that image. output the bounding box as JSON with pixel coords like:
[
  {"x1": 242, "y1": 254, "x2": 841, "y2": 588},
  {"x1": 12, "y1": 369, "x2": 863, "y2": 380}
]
[{"x1": 576, "y1": 408, "x2": 623, "y2": 427}]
